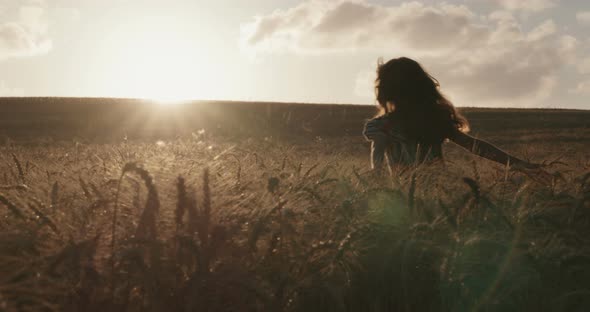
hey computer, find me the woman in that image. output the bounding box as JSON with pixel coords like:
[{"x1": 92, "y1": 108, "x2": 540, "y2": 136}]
[{"x1": 363, "y1": 57, "x2": 544, "y2": 174}]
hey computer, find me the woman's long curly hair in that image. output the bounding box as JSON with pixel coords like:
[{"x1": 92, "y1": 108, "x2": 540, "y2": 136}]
[{"x1": 375, "y1": 57, "x2": 469, "y2": 143}]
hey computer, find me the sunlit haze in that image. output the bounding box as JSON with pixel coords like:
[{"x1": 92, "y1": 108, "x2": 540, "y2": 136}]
[{"x1": 1, "y1": 0, "x2": 589, "y2": 109}]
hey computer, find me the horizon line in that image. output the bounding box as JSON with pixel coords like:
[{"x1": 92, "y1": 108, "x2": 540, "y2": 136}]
[{"x1": 0, "y1": 96, "x2": 587, "y2": 111}]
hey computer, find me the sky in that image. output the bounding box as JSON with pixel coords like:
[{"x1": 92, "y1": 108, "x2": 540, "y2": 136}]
[{"x1": 0, "y1": 0, "x2": 589, "y2": 109}]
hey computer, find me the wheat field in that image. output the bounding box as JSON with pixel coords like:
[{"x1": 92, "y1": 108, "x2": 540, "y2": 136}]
[{"x1": 0, "y1": 99, "x2": 589, "y2": 311}]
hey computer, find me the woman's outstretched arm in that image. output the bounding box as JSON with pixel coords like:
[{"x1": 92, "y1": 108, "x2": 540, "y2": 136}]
[
  {"x1": 449, "y1": 130, "x2": 537, "y2": 168},
  {"x1": 369, "y1": 135, "x2": 389, "y2": 170},
  {"x1": 450, "y1": 129, "x2": 554, "y2": 185},
  {"x1": 364, "y1": 118, "x2": 393, "y2": 171}
]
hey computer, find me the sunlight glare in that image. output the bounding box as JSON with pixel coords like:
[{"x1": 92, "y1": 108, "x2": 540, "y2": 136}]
[
  {"x1": 151, "y1": 95, "x2": 189, "y2": 106},
  {"x1": 100, "y1": 18, "x2": 224, "y2": 102}
]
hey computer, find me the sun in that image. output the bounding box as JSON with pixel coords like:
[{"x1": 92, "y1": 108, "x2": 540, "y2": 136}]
[
  {"x1": 121, "y1": 29, "x2": 194, "y2": 101},
  {"x1": 150, "y1": 94, "x2": 190, "y2": 106},
  {"x1": 99, "y1": 17, "x2": 222, "y2": 102}
]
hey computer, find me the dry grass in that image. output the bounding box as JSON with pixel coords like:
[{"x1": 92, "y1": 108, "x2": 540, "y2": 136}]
[{"x1": 0, "y1": 132, "x2": 589, "y2": 311}]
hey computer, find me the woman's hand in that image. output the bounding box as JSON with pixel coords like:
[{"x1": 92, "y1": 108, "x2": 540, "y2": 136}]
[
  {"x1": 510, "y1": 161, "x2": 553, "y2": 185},
  {"x1": 363, "y1": 117, "x2": 390, "y2": 141},
  {"x1": 510, "y1": 161, "x2": 542, "y2": 170}
]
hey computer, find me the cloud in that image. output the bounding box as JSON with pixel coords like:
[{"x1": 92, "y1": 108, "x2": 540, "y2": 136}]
[
  {"x1": 242, "y1": 2, "x2": 487, "y2": 54},
  {"x1": 0, "y1": 3, "x2": 52, "y2": 60},
  {"x1": 527, "y1": 19, "x2": 556, "y2": 40},
  {"x1": 242, "y1": 1, "x2": 577, "y2": 107},
  {"x1": 576, "y1": 11, "x2": 590, "y2": 26},
  {"x1": 431, "y1": 33, "x2": 575, "y2": 107},
  {"x1": 569, "y1": 80, "x2": 590, "y2": 95},
  {"x1": 577, "y1": 57, "x2": 590, "y2": 74},
  {"x1": 491, "y1": 0, "x2": 559, "y2": 12}
]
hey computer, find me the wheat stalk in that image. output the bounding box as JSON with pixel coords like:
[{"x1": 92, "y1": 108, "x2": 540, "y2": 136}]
[
  {"x1": 129, "y1": 164, "x2": 160, "y2": 240},
  {"x1": 78, "y1": 177, "x2": 92, "y2": 200},
  {"x1": 0, "y1": 193, "x2": 25, "y2": 219},
  {"x1": 176, "y1": 176, "x2": 188, "y2": 232},
  {"x1": 408, "y1": 172, "x2": 417, "y2": 217},
  {"x1": 27, "y1": 202, "x2": 60, "y2": 236},
  {"x1": 11, "y1": 154, "x2": 25, "y2": 184},
  {"x1": 50, "y1": 181, "x2": 59, "y2": 211},
  {"x1": 0, "y1": 185, "x2": 28, "y2": 191},
  {"x1": 199, "y1": 168, "x2": 212, "y2": 272}
]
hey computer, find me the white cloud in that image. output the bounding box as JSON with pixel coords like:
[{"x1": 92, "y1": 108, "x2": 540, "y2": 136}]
[
  {"x1": 577, "y1": 57, "x2": 590, "y2": 74},
  {"x1": 570, "y1": 80, "x2": 590, "y2": 95},
  {"x1": 0, "y1": 3, "x2": 52, "y2": 60},
  {"x1": 242, "y1": 2, "x2": 487, "y2": 54},
  {"x1": 243, "y1": 1, "x2": 577, "y2": 107},
  {"x1": 576, "y1": 11, "x2": 590, "y2": 25},
  {"x1": 491, "y1": 0, "x2": 559, "y2": 12},
  {"x1": 527, "y1": 19, "x2": 556, "y2": 41}
]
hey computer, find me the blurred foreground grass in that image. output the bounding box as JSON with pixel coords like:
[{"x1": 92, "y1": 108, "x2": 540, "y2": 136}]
[{"x1": 0, "y1": 134, "x2": 589, "y2": 311}]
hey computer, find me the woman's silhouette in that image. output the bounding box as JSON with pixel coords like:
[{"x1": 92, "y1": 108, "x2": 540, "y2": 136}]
[{"x1": 363, "y1": 57, "x2": 544, "y2": 175}]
